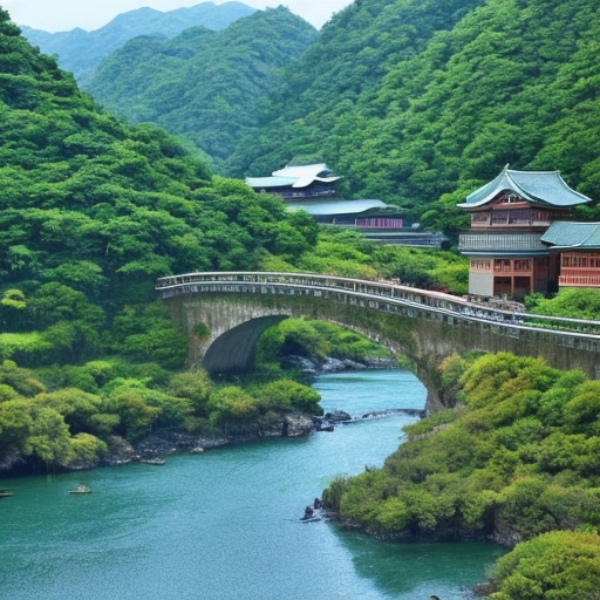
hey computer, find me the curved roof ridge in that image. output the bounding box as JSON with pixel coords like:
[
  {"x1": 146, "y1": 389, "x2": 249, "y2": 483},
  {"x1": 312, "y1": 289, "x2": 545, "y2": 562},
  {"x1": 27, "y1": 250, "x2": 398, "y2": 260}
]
[
  {"x1": 459, "y1": 168, "x2": 591, "y2": 209},
  {"x1": 503, "y1": 169, "x2": 536, "y2": 203}
]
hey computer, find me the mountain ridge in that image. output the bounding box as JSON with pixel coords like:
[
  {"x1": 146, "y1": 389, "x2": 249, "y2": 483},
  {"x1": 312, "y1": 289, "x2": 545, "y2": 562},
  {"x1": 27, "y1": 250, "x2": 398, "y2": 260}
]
[
  {"x1": 20, "y1": 1, "x2": 256, "y2": 85},
  {"x1": 87, "y1": 7, "x2": 317, "y2": 170}
]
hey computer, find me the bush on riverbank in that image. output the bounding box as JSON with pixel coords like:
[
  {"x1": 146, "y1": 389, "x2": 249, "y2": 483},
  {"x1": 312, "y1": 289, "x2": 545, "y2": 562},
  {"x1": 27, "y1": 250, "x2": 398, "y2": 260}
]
[
  {"x1": 323, "y1": 352, "x2": 600, "y2": 546},
  {"x1": 489, "y1": 531, "x2": 600, "y2": 599},
  {"x1": 256, "y1": 316, "x2": 393, "y2": 366},
  {"x1": 0, "y1": 359, "x2": 321, "y2": 473}
]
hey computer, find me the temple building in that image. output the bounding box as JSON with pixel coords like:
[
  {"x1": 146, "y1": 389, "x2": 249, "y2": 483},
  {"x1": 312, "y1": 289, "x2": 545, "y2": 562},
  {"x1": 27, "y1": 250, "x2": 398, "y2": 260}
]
[
  {"x1": 247, "y1": 163, "x2": 445, "y2": 246},
  {"x1": 542, "y1": 222, "x2": 600, "y2": 288},
  {"x1": 458, "y1": 167, "x2": 591, "y2": 298}
]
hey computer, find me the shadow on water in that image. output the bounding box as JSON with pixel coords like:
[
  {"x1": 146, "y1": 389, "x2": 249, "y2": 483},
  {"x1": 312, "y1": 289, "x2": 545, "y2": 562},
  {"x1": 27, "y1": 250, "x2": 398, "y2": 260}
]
[{"x1": 330, "y1": 524, "x2": 505, "y2": 599}]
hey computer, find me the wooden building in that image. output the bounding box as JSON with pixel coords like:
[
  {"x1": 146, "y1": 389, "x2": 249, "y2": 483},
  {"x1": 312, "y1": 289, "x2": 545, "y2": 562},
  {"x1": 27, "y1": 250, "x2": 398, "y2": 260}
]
[
  {"x1": 247, "y1": 163, "x2": 447, "y2": 247},
  {"x1": 458, "y1": 167, "x2": 591, "y2": 298},
  {"x1": 542, "y1": 222, "x2": 600, "y2": 288}
]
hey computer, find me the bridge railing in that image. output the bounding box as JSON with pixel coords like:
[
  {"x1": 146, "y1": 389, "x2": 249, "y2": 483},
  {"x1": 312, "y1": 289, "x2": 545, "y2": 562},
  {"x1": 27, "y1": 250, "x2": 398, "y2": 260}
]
[{"x1": 156, "y1": 271, "x2": 600, "y2": 338}]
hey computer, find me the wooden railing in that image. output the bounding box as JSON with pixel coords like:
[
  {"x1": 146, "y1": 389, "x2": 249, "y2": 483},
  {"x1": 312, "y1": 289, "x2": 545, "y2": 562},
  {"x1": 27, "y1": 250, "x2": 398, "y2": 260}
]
[{"x1": 459, "y1": 232, "x2": 547, "y2": 252}]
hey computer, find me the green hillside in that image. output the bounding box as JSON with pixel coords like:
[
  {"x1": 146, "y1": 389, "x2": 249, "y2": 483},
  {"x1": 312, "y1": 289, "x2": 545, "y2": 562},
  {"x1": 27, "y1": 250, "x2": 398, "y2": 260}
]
[
  {"x1": 20, "y1": 1, "x2": 256, "y2": 85},
  {"x1": 0, "y1": 6, "x2": 321, "y2": 370},
  {"x1": 0, "y1": 6, "x2": 323, "y2": 471},
  {"x1": 87, "y1": 7, "x2": 317, "y2": 170},
  {"x1": 228, "y1": 0, "x2": 600, "y2": 227}
]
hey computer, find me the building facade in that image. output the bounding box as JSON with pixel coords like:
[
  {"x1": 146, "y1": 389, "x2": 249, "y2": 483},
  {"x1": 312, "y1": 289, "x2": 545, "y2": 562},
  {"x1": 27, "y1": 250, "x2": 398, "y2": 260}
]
[
  {"x1": 458, "y1": 167, "x2": 591, "y2": 298},
  {"x1": 542, "y1": 222, "x2": 600, "y2": 288}
]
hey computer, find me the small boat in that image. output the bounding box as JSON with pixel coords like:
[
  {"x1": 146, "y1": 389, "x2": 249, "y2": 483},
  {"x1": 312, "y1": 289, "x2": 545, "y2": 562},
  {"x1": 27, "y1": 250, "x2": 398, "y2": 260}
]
[
  {"x1": 69, "y1": 484, "x2": 92, "y2": 494},
  {"x1": 0, "y1": 490, "x2": 14, "y2": 499},
  {"x1": 140, "y1": 457, "x2": 166, "y2": 465}
]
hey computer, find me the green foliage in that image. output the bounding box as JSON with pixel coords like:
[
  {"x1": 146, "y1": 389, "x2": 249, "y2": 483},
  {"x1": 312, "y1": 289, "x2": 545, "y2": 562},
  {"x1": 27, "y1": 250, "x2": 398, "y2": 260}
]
[
  {"x1": 87, "y1": 8, "x2": 317, "y2": 169},
  {"x1": 207, "y1": 386, "x2": 259, "y2": 433},
  {"x1": 252, "y1": 379, "x2": 321, "y2": 414},
  {"x1": 526, "y1": 287, "x2": 600, "y2": 320},
  {"x1": 168, "y1": 370, "x2": 212, "y2": 416},
  {"x1": 326, "y1": 353, "x2": 600, "y2": 543},
  {"x1": 255, "y1": 316, "x2": 392, "y2": 367},
  {"x1": 490, "y1": 531, "x2": 600, "y2": 600},
  {"x1": 110, "y1": 303, "x2": 189, "y2": 369}
]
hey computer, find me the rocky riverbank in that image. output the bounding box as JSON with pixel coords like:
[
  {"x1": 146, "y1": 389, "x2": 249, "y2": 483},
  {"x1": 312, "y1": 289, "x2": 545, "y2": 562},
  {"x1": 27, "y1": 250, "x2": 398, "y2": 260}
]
[
  {"x1": 283, "y1": 355, "x2": 399, "y2": 374},
  {"x1": 1, "y1": 359, "x2": 403, "y2": 476}
]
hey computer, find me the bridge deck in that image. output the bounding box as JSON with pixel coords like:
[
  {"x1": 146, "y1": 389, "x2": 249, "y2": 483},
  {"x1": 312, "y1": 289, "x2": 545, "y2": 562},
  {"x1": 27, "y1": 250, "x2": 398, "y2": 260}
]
[{"x1": 157, "y1": 272, "x2": 600, "y2": 349}]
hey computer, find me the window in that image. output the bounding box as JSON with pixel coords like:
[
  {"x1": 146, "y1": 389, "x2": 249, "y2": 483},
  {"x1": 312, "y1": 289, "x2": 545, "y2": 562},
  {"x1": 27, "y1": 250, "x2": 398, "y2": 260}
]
[
  {"x1": 471, "y1": 259, "x2": 491, "y2": 271},
  {"x1": 492, "y1": 211, "x2": 509, "y2": 225},
  {"x1": 494, "y1": 259, "x2": 511, "y2": 272},
  {"x1": 514, "y1": 259, "x2": 532, "y2": 272}
]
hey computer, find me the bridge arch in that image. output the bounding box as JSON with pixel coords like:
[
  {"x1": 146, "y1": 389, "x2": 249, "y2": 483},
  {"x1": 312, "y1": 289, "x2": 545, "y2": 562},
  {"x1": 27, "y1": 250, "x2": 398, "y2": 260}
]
[{"x1": 158, "y1": 272, "x2": 600, "y2": 411}]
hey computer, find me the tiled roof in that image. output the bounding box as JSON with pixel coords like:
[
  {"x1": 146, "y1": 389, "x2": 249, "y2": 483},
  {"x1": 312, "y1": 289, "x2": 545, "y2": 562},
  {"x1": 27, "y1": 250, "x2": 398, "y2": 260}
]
[
  {"x1": 459, "y1": 167, "x2": 591, "y2": 208},
  {"x1": 245, "y1": 176, "x2": 297, "y2": 188},
  {"x1": 542, "y1": 221, "x2": 600, "y2": 249},
  {"x1": 246, "y1": 163, "x2": 341, "y2": 190}
]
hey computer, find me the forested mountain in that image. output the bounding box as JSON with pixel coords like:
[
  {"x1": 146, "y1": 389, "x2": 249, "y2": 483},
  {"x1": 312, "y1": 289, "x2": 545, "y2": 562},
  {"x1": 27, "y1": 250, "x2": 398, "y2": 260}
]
[
  {"x1": 20, "y1": 1, "x2": 256, "y2": 85},
  {"x1": 227, "y1": 0, "x2": 600, "y2": 228},
  {"x1": 87, "y1": 7, "x2": 317, "y2": 169},
  {"x1": 0, "y1": 6, "x2": 324, "y2": 470},
  {"x1": 0, "y1": 7, "x2": 317, "y2": 368}
]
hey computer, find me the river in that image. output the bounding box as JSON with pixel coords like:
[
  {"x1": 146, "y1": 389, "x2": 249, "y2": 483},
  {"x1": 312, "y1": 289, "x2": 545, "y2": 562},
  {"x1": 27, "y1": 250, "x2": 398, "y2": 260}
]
[{"x1": 0, "y1": 370, "x2": 503, "y2": 600}]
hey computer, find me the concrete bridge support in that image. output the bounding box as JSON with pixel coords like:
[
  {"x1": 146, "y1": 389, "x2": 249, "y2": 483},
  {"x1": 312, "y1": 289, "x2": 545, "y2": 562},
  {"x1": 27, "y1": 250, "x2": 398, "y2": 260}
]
[{"x1": 162, "y1": 289, "x2": 599, "y2": 412}]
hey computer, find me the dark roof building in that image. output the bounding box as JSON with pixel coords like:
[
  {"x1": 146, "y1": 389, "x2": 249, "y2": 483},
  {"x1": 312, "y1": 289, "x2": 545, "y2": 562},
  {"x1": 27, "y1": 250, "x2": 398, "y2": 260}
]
[{"x1": 247, "y1": 163, "x2": 446, "y2": 247}]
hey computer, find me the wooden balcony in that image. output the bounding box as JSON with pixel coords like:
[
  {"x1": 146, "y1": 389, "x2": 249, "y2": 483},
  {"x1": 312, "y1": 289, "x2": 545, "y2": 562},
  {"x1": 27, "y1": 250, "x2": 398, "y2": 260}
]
[
  {"x1": 459, "y1": 232, "x2": 547, "y2": 253},
  {"x1": 559, "y1": 271, "x2": 600, "y2": 287}
]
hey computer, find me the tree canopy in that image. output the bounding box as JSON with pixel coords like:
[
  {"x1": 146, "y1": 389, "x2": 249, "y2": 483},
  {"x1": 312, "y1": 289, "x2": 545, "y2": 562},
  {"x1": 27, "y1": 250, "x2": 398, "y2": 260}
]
[
  {"x1": 226, "y1": 0, "x2": 600, "y2": 229},
  {"x1": 87, "y1": 7, "x2": 317, "y2": 170}
]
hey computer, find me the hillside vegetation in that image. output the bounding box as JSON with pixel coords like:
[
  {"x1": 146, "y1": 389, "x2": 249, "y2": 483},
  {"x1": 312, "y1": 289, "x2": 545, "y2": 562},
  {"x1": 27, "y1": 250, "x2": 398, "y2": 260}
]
[
  {"x1": 20, "y1": 1, "x2": 256, "y2": 85},
  {"x1": 87, "y1": 7, "x2": 317, "y2": 170},
  {"x1": 323, "y1": 351, "x2": 600, "y2": 597},
  {"x1": 228, "y1": 0, "x2": 600, "y2": 228},
  {"x1": 0, "y1": 8, "x2": 322, "y2": 472}
]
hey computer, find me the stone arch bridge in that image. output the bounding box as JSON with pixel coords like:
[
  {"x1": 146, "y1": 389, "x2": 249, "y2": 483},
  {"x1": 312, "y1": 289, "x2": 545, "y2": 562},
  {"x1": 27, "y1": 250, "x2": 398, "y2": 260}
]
[{"x1": 157, "y1": 272, "x2": 600, "y2": 410}]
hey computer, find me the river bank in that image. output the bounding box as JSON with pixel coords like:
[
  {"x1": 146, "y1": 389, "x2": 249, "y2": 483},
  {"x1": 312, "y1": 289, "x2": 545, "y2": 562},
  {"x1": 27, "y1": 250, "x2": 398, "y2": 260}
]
[
  {"x1": 1, "y1": 370, "x2": 504, "y2": 600},
  {"x1": 0, "y1": 357, "x2": 404, "y2": 477}
]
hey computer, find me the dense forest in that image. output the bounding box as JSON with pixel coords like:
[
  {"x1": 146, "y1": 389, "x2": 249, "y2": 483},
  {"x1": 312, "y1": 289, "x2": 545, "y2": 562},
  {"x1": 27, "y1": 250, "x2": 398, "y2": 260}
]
[
  {"x1": 228, "y1": 0, "x2": 600, "y2": 227},
  {"x1": 0, "y1": 6, "x2": 466, "y2": 474},
  {"x1": 21, "y1": 1, "x2": 256, "y2": 86},
  {"x1": 323, "y1": 351, "x2": 600, "y2": 598},
  {"x1": 87, "y1": 7, "x2": 317, "y2": 170},
  {"x1": 0, "y1": 7, "x2": 323, "y2": 472}
]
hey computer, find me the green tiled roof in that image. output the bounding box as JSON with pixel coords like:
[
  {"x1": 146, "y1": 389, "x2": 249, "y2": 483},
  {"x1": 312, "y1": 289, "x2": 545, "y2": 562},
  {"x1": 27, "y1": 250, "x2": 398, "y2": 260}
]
[
  {"x1": 542, "y1": 221, "x2": 600, "y2": 249},
  {"x1": 459, "y1": 167, "x2": 591, "y2": 208}
]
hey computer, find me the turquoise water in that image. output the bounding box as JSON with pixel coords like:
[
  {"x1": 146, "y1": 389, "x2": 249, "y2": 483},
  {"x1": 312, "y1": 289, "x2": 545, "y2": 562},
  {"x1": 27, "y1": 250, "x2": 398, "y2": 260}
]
[{"x1": 0, "y1": 370, "x2": 503, "y2": 599}]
